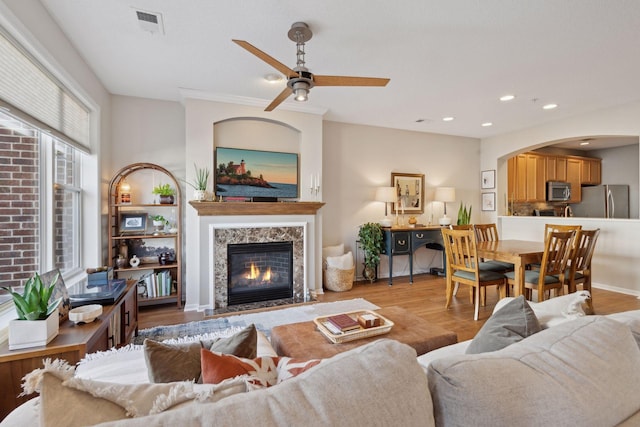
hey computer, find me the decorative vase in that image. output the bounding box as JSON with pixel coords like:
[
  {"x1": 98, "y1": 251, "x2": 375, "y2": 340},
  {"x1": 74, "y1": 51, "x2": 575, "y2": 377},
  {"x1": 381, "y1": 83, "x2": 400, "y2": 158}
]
[
  {"x1": 159, "y1": 195, "x2": 174, "y2": 205},
  {"x1": 115, "y1": 255, "x2": 128, "y2": 269},
  {"x1": 363, "y1": 265, "x2": 377, "y2": 283},
  {"x1": 193, "y1": 189, "x2": 206, "y2": 201},
  {"x1": 8, "y1": 308, "x2": 59, "y2": 350},
  {"x1": 129, "y1": 255, "x2": 140, "y2": 268}
]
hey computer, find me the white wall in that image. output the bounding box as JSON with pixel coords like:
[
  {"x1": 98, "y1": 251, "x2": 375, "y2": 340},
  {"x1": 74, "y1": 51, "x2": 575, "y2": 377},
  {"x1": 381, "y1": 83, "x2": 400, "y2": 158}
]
[{"x1": 323, "y1": 121, "x2": 480, "y2": 278}]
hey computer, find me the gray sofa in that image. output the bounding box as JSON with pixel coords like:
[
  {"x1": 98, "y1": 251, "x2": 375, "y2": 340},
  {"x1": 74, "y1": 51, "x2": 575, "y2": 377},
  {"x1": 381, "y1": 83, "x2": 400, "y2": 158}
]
[{"x1": 2, "y1": 296, "x2": 640, "y2": 427}]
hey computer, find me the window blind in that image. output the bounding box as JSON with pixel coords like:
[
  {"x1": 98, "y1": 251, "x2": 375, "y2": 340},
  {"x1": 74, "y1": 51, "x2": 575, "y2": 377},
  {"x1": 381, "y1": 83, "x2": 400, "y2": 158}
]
[{"x1": 0, "y1": 28, "x2": 90, "y2": 152}]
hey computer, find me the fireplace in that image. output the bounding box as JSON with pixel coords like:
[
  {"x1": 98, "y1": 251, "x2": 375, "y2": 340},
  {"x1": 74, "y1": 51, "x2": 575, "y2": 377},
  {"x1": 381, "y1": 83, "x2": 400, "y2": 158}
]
[{"x1": 227, "y1": 241, "x2": 294, "y2": 305}]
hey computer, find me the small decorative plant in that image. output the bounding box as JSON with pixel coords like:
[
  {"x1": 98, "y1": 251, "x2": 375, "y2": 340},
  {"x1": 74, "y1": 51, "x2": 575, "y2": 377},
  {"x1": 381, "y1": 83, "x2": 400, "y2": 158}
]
[
  {"x1": 185, "y1": 163, "x2": 210, "y2": 191},
  {"x1": 149, "y1": 214, "x2": 169, "y2": 225},
  {"x1": 358, "y1": 222, "x2": 384, "y2": 282},
  {"x1": 457, "y1": 203, "x2": 472, "y2": 225},
  {"x1": 152, "y1": 183, "x2": 175, "y2": 196},
  {"x1": 2, "y1": 272, "x2": 62, "y2": 321}
]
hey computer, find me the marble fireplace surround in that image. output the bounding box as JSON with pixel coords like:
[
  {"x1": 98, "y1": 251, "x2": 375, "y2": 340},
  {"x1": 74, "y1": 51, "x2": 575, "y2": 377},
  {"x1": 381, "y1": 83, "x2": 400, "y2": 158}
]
[{"x1": 212, "y1": 223, "x2": 306, "y2": 309}]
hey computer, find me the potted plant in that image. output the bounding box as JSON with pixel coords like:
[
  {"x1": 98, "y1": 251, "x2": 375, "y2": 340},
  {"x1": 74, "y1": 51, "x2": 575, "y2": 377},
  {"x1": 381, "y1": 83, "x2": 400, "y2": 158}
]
[
  {"x1": 2, "y1": 272, "x2": 63, "y2": 350},
  {"x1": 185, "y1": 163, "x2": 210, "y2": 201},
  {"x1": 358, "y1": 222, "x2": 384, "y2": 283},
  {"x1": 457, "y1": 203, "x2": 472, "y2": 225},
  {"x1": 152, "y1": 183, "x2": 176, "y2": 205},
  {"x1": 149, "y1": 214, "x2": 169, "y2": 235}
]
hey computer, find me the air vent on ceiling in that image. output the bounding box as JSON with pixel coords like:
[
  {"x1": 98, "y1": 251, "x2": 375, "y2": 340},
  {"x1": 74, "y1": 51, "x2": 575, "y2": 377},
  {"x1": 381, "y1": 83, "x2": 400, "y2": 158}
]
[{"x1": 135, "y1": 9, "x2": 164, "y2": 34}]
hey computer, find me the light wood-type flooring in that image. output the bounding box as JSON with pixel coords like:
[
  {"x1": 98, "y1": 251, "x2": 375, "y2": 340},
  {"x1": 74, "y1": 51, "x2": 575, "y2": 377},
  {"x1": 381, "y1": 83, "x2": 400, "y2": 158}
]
[{"x1": 138, "y1": 274, "x2": 640, "y2": 342}]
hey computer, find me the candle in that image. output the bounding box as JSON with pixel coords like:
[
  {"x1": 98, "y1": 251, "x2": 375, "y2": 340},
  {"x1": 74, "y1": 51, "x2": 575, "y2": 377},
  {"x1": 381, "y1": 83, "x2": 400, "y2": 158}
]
[{"x1": 310, "y1": 174, "x2": 314, "y2": 190}]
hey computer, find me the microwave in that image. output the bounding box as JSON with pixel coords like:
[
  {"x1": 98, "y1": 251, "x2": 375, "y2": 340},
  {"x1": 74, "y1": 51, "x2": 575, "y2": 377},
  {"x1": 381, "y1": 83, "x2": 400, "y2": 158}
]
[{"x1": 547, "y1": 181, "x2": 571, "y2": 201}]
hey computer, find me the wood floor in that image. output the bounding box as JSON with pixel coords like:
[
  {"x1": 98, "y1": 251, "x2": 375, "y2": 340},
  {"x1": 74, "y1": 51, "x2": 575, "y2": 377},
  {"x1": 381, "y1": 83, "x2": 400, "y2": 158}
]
[{"x1": 138, "y1": 274, "x2": 640, "y2": 342}]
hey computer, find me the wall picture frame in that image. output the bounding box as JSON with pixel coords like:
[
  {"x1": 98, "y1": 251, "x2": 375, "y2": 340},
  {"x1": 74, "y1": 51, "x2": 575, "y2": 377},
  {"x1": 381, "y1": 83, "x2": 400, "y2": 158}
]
[
  {"x1": 120, "y1": 213, "x2": 147, "y2": 233},
  {"x1": 482, "y1": 192, "x2": 496, "y2": 211},
  {"x1": 481, "y1": 170, "x2": 495, "y2": 189},
  {"x1": 391, "y1": 172, "x2": 425, "y2": 214}
]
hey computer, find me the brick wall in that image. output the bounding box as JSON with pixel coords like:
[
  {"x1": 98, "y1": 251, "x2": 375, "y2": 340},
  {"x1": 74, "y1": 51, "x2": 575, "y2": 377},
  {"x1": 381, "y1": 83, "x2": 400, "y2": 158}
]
[{"x1": 0, "y1": 119, "x2": 39, "y2": 288}]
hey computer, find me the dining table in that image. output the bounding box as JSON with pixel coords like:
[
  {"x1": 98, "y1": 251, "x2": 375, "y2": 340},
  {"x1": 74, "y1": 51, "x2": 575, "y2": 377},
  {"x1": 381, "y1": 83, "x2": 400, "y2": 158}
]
[{"x1": 476, "y1": 239, "x2": 545, "y2": 297}]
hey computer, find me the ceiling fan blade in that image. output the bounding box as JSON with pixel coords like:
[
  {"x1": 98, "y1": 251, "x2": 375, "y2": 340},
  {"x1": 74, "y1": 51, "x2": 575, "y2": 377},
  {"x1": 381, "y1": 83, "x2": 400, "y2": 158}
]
[
  {"x1": 314, "y1": 75, "x2": 390, "y2": 87},
  {"x1": 232, "y1": 39, "x2": 299, "y2": 78},
  {"x1": 265, "y1": 87, "x2": 293, "y2": 111}
]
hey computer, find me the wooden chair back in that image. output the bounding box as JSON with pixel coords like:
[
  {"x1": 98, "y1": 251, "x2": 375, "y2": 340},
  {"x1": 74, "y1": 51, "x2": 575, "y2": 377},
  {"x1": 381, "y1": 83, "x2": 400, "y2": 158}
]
[
  {"x1": 539, "y1": 230, "x2": 576, "y2": 278},
  {"x1": 442, "y1": 228, "x2": 479, "y2": 275},
  {"x1": 449, "y1": 224, "x2": 473, "y2": 230},
  {"x1": 474, "y1": 223, "x2": 499, "y2": 242},
  {"x1": 544, "y1": 223, "x2": 582, "y2": 243},
  {"x1": 570, "y1": 228, "x2": 600, "y2": 273}
]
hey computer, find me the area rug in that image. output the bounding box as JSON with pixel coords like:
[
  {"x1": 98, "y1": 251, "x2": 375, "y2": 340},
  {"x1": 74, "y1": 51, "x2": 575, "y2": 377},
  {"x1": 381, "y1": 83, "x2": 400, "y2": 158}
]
[{"x1": 132, "y1": 298, "x2": 379, "y2": 344}]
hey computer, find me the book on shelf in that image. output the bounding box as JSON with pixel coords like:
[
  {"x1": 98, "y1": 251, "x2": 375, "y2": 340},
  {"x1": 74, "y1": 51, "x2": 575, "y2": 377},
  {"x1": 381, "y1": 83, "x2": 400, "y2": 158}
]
[{"x1": 326, "y1": 313, "x2": 361, "y2": 332}]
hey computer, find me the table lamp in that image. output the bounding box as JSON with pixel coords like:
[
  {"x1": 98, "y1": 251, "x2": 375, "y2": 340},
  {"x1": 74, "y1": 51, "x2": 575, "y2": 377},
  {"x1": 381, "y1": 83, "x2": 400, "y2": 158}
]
[
  {"x1": 434, "y1": 187, "x2": 456, "y2": 225},
  {"x1": 375, "y1": 186, "x2": 397, "y2": 227}
]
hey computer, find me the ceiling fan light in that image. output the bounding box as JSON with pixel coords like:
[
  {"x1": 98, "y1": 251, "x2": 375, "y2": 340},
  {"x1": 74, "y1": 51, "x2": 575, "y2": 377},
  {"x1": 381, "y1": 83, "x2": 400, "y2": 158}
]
[{"x1": 293, "y1": 87, "x2": 308, "y2": 102}]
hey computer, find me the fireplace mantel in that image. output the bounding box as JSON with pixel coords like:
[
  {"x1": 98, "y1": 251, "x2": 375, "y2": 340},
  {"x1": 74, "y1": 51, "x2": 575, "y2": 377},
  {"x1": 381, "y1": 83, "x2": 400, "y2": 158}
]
[{"x1": 189, "y1": 201, "x2": 324, "y2": 216}]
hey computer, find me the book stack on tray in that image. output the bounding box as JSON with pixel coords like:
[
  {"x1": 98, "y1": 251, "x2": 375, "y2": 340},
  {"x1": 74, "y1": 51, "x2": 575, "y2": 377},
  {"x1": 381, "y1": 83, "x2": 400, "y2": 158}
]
[
  {"x1": 314, "y1": 310, "x2": 394, "y2": 344},
  {"x1": 326, "y1": 313, "x2": 361, "y2": 333}
]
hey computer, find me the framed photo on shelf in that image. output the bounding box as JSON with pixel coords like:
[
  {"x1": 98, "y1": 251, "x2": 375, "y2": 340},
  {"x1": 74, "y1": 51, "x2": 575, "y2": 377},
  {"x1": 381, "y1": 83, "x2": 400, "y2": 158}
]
[
  {"x1": 120, "y1": 213, "x2": 147, "y2": 233},
  {"x1": 482, "y1": 192, "x2": 496, "y2": 211},
  {"x1": 481, "y1": 170, "x2": 495, "y2": 189},
  {"x1": 391, "y1": 172, "x2": 425, "y2": 214}
]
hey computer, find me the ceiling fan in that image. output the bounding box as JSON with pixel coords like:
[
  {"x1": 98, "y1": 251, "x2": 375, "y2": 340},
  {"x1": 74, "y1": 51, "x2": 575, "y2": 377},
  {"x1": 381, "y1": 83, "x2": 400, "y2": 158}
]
[{"x1": 232, "y1": 22, "x2": 390, "y2": 111}]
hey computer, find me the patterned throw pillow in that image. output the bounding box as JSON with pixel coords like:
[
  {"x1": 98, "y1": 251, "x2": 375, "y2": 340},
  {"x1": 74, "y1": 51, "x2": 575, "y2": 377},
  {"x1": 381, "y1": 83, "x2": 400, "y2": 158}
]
[{"x1": 200, "y1": 349, "x2": 322, "y2": 388}]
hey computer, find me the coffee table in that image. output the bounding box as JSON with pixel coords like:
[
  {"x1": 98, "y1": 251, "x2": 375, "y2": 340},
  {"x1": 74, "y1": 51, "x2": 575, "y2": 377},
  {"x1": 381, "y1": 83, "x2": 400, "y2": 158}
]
[{"x1": 270, "y1": 306, "x2": 458, "y2": 359}]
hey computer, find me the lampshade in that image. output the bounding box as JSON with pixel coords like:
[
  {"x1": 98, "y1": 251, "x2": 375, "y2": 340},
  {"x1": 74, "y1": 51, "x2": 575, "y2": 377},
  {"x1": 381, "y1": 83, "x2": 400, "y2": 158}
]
[
  {"x1": 375, "y1": 187, "x2": 397, "y2": 203},
  {"x1": 434, "y1": 187, "x2": 456, "y2": 202}
]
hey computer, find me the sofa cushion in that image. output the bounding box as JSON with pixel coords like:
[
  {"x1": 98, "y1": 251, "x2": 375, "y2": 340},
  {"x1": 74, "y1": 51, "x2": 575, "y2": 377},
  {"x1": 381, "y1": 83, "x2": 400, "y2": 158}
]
[
  {"x1": 144, "y1": 324, "x2": 257, "y2": 383},
  {"x1": 466, "y1": 295, "x2": 541, "y2": 354},
  {"x1": 428, "y1": 316, "x2": 640, "y2": 427},
  {"x1": 94, "y1": 339, "x2": 436, "y2": 427}
]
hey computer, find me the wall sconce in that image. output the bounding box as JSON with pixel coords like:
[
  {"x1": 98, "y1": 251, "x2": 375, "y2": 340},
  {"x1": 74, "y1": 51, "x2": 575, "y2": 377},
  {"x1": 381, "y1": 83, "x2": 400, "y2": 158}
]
[
  {"x1": 375, "y1": 187, "x2": 396, "y2": 227},
  {"x1": 434, "y1": 187, "x2": 456, "y2": 225},
  {"x1": 120, "y1": 180, "x2": 131, "y2": 204}
]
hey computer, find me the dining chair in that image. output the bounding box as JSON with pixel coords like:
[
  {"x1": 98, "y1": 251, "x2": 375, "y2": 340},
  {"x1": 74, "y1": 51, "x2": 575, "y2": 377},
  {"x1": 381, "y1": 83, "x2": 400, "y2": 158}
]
[
  {"x1": 474, "y1": 223, "x2": 515, "y2": 273},
  {"x1": 529, "y1": 223, "x2": 583, "y2": 270},
  {"x1": 506, "y1": 230, "x2": 576, "y2": 302},
  {"x1": 565, "y1": 229, "x2": 600, "y2": 312},
  {"x1": 441, "y1": 227, "x2": 507, "y2": 320}
]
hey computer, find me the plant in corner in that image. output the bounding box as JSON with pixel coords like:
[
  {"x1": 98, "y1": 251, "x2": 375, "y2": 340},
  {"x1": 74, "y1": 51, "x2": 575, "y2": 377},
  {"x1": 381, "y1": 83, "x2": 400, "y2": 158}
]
[
  {"x1": 184, "y1": 163, "x2": 210, "y2": 201},
  {"x1": 2, "y1": 272, "x2": 63, "y2": 350},
  {"x1": 457, "y1": 203, "x2": 472, "y2": 225},
  {"x1": 152, "y1": 183, "x2": 176, "y2": 204},
  {"x1": 358, "y1": 222, "x2": 384, "y2": 283}
]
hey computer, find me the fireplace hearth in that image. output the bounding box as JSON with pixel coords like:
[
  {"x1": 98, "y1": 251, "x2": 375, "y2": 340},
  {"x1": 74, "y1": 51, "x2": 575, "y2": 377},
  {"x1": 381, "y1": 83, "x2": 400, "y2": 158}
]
[{"x1": 227, "y1": 241, "x2": 294, "y2": 305}]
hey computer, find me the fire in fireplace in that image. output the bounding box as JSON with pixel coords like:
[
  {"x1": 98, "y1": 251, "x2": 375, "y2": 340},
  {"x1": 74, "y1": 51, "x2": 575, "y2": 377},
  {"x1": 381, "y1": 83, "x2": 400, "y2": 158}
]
[{"x1": 227, "y1": 241, "x2": 294, "y2": 305}]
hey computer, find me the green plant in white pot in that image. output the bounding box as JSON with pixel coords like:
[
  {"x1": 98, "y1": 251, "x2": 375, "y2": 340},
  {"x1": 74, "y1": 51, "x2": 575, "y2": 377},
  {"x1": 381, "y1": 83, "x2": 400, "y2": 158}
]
[
  {"x1": 185, "y1": 163, "x2": 210, "y2": 201},
  {"x1": 2, "y1": 272, "x2": 63, "y2": 350}
]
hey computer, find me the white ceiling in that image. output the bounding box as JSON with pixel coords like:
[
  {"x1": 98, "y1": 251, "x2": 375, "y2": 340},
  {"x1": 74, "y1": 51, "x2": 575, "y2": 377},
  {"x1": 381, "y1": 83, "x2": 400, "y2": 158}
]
[{"x1": 39, "y1": 0, "x2": 640, "y2": 140}]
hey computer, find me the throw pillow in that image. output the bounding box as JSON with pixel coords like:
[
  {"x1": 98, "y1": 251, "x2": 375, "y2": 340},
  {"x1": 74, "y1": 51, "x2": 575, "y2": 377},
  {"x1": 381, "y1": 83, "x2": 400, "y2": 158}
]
[
  {"x1": 200, "y1": 350, "x2": 322, "y2": 387},
  {"x1": 144, "y1": 324, "x2": 258, "y2": 383},
  {"x1": 466, "y1": 295, "x2": 541, "y2": 354},
  {"x1": 322, "y1": 243, "x2": 344, "y2": 262},
  {"x1": 326, "y1": 251, "x2": 354, "y2": 270},
  {"x1": 200, "y1": 349, "x2": 279, "y2": 388}
]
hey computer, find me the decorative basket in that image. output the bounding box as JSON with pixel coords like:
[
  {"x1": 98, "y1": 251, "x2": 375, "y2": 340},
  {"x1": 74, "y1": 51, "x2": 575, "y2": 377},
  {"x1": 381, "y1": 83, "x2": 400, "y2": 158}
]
[{"x1": 324, "y1": 266, "x2": 355, "y2": 292}]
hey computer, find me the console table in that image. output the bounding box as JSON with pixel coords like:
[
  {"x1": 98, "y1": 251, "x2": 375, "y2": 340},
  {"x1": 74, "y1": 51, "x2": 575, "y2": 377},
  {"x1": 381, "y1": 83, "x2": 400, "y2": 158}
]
[
  {"x1": 0, "y1": 280, "x2": 138, "y2": 420},
  {"x1": 382, "y1": 226, "x2": 444, "y2": 285}
]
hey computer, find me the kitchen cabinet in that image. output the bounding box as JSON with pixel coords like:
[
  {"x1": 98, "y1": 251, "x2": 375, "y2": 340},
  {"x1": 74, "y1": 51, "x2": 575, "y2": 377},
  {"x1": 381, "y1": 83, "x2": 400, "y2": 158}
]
[
  {"x1": 580, "y1": 158, "x2": 601, "y2": 185},
  {"x1": 567, "y1": 158, "x2": 582, "y2": 203},
  {"x1": 508, "y1": 154, "x2": 546, "y2": 202},
  {"x1": 546, "y1": 156, "x2": 567, "y2": 182}
]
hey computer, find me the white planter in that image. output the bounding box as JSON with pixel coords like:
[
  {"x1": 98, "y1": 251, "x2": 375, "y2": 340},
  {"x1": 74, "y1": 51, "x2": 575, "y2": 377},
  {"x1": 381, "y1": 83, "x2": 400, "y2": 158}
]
[
  {"x1": 193, "y1": 189, "x2": 206, "y2": 201},
  {"x1": 8, "y1": 307, "x2": 59, "y2": 350}
]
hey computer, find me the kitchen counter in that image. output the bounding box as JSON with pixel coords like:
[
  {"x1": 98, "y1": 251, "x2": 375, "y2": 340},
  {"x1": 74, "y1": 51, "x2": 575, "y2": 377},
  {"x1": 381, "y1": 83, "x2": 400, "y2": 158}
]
[{"x1": 498, "y1": 216, "x2": 640, "y2": 296}]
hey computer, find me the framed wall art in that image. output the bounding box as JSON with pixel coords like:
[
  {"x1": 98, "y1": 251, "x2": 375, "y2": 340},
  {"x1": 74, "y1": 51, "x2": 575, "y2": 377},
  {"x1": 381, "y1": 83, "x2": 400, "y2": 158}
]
[
  {"x1": 120, "y1": 213, "x2": 147, "y2": 233},
  {"x1": 482, "y1": 192, "x2": 496, "y2": 211},
  {"x1": 481, "y1": 170, "x2": 495, "y2": 189},
  {"x1": 391, "y1": 172, "x2": 425, "y2": 214}
]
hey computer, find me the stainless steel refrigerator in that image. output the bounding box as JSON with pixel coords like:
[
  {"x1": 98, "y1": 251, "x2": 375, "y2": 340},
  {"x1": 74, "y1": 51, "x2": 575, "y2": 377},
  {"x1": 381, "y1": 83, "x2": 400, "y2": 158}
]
[{"x1": 571, "y1": 185, "x2": 630, "y2": 218}]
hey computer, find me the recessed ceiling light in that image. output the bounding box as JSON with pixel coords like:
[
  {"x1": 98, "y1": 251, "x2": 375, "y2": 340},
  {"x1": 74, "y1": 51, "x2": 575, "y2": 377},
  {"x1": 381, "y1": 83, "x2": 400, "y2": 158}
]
[
  {"x1": 579, "y1": 141, "x2": 590, "y2": 146},
  {"x1": 500, "y1": 95, "x2": 515, "y2": 102},
  {"x1": 543, "y1": 103, "x2": 558, "y2": 110},
  {"x1": 481, "y1": 122, "x2": 493, "y2": 127},
  {"x1": 442, "y1": 116, "x2": 454, "y2": 122},
  {"x1": 264, "y1": 73, "x2": 283, "y2": 83}
]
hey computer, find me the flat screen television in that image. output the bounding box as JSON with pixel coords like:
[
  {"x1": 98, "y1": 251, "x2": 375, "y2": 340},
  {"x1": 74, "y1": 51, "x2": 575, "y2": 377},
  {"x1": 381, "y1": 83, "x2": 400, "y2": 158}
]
[{"x1": 215, "y1": 147, "x2": 299, "y2": 199}]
